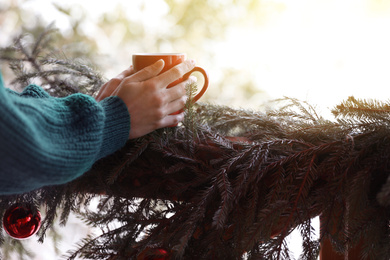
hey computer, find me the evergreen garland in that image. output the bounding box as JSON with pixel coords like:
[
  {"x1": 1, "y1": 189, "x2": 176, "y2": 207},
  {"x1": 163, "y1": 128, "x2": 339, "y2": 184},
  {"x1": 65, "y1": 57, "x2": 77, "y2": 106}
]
[{"x1": 1, "y1": 28, "x2": 390, "y2": 260}]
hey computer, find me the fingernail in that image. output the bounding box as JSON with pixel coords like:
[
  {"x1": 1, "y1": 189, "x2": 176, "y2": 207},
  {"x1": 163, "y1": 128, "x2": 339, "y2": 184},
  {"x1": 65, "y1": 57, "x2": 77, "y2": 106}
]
[{"x1": 155, "y1": 59, "x2": 164, "y2": 66}]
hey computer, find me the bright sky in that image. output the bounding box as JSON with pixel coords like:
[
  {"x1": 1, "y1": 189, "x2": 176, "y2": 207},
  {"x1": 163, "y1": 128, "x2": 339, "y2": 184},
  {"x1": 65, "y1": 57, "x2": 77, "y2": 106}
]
[{"x1": 214, "y1": 0, "x2": 390, "y2": 110}]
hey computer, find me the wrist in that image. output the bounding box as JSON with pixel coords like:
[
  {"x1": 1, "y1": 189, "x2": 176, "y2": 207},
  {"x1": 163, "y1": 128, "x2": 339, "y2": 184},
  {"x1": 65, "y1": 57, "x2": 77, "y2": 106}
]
[{"x1": 97, "y1": 96, "x2": 131, "y2": 159}]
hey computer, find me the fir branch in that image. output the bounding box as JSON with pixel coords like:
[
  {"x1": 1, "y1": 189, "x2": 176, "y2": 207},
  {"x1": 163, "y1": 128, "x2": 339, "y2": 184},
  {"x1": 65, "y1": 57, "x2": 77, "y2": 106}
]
[
  {"x1": 212, "y1": 168, "x2": 233, "y2": 229},
  {"x1": 106, "y1": 138, "x2": 152, "y2": 185},
  {"x1": 274, "y1": 96, "x2": 322, "y2": 123},
  {"x1": 1, "y1": 25, "x2": 103, "y2": 96},
  {"x1": 332, "y1": 96, "x2": 390, "y2": 122}
]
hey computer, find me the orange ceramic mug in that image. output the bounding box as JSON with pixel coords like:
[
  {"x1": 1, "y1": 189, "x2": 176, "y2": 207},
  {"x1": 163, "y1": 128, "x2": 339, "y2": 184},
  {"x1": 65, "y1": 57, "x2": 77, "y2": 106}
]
[{"x1": 132, "y1": 53, "x2": 209, "y2": 104}]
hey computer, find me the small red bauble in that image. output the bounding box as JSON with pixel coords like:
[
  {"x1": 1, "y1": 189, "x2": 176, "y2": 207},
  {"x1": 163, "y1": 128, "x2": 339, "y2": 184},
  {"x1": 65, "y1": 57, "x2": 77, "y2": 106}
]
[{"x1": 3, "y1": 203, "x2": 41, "y2": 239}]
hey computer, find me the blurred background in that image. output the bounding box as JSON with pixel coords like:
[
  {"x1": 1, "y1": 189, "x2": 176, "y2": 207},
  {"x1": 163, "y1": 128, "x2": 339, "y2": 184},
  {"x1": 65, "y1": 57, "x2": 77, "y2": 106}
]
[
  {"x1": 2, "y1": 0, "x2": 390, "y2": 112},
  {"x1": 1, "y1": 0, "x2": 390, "y2": 259}
]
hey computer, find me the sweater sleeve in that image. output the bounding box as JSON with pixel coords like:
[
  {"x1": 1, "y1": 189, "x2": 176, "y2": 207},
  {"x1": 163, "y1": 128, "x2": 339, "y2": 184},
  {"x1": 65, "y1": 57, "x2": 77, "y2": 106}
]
[{"x1": 0, "y1": 73, "x2": 130, "y2": 195}]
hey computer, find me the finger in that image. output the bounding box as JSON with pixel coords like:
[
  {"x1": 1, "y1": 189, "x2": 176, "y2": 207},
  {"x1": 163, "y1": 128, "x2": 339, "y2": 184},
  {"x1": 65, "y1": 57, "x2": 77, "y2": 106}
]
[
  {"x1": 96, "y1": 81, "x2": 120, "y2": 102},
  {"x1": 155, "y1": 59, "x2": 195, "y2": 87},
  {"x1": 166, "y1": 95, "x2": 188, "y2": 115},
  {"x1": 164, "y1": 79, "x2": 188, "y2": 101},
  {"x1": 188, "y1": 75, "x2": 197, "y2": 84},
  {"x1": 96, "y1": 66, "x2": 134, "y2": 101},
  {"x1": 121, "y1": 66, "x2": 135, "y2": 77},
  {"x1": 167, "y1": 75, "x2": 198, "y2": 101},
  {"x1": 128, "y1": 59, "x2": 165, "y2": 82}
]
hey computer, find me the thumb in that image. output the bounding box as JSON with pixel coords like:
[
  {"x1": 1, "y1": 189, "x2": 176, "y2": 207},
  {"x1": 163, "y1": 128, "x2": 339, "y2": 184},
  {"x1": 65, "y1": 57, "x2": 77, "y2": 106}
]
[{"x1": 130, "y1": 59, "x2": 165, "y2": 82}]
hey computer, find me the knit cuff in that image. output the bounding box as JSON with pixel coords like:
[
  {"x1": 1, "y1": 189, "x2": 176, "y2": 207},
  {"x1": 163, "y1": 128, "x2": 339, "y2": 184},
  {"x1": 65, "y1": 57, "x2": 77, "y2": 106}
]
[{"x1": 96, "y1": 96, "x2": 130, "y2": 160}]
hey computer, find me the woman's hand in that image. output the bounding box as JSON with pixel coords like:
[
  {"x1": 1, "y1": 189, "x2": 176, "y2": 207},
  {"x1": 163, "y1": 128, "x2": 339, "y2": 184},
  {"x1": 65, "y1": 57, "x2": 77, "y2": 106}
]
[
  {"x1": 95, "y1": 66, "x2": 135, "y2": 102},
  {"x1": 96, "y1": 59, "x2": 196, "y2": 139}
]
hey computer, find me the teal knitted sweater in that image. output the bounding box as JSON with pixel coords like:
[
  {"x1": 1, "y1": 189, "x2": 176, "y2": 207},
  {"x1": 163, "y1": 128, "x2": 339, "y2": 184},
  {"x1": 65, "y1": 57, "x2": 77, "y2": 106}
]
[{"x1": 0, "y1": 73, "x2": 130, "y2": 195}]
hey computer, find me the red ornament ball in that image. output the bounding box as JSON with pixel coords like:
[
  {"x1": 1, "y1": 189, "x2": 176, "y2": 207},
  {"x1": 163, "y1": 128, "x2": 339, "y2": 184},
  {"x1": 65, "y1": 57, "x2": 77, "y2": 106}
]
[{"x1": 3, "y1": 203, "x2": 41, "y2": 239}]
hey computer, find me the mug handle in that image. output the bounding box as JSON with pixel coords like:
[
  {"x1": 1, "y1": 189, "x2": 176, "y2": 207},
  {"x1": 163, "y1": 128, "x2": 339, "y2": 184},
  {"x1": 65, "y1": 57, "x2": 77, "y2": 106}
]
[{"x1": 183, "y1": 66, "x2": 209, "y2": 103}]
